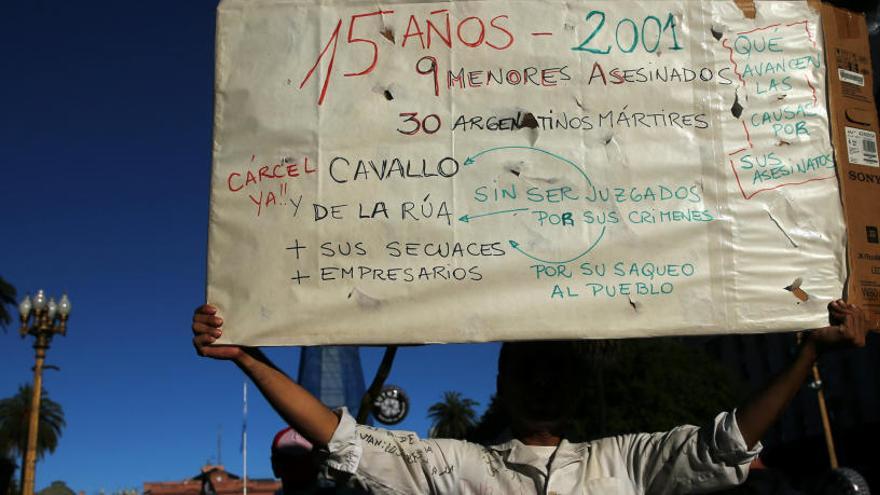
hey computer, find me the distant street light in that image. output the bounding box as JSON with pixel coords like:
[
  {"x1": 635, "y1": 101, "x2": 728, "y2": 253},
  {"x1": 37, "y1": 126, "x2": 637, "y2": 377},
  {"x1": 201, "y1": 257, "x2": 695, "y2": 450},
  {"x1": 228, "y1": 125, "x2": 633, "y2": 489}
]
[{"x1": 18, "y1": 290, "x2": 70, "y2": 495}]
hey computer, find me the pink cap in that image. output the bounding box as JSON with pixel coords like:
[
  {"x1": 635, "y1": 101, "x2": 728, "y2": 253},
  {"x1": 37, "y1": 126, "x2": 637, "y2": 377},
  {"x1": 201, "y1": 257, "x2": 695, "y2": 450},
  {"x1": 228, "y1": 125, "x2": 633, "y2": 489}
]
[{"x1": 271, "y1": 427, "x2": 314, "y2": 457}]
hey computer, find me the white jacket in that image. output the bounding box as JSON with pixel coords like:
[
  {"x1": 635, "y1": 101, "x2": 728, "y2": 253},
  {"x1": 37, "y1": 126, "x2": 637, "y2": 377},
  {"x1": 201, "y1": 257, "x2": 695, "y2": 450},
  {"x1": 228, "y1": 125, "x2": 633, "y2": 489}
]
[{"x1": 321, "y1": 409, "x2": 761, "y2": 494}]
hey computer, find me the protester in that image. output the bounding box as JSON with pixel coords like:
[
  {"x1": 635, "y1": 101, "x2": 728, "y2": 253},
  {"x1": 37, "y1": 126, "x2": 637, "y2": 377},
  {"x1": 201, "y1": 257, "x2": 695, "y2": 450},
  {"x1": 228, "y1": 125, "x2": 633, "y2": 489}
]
[
  {"x1": 271, "y1": 426, "x2": 317, "y2": 492},
  {"x1": 192, "y1": 300, "x2": 869, "y2": 494}
]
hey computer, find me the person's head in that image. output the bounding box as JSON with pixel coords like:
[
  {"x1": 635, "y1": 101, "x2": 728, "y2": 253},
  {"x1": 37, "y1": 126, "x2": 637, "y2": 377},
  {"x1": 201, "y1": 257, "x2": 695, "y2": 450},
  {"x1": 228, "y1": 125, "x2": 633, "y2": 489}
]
[
  {"x1": 496, "y1": 341, "x2": 588, "y2": 434},
  {"x1": 271, "y1": 427, "x2": 318, "y2": 492}
]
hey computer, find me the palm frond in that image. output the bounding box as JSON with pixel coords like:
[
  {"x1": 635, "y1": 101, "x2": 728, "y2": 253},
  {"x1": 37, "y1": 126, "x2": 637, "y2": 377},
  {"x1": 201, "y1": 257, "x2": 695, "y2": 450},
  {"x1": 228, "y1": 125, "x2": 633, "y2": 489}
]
[
  {"x1": 0, "y1": 276, "x2": 17, "y2": 328},
  {"x1": 0, "y1": 384, "x2": 65, "y2": 459},
  {"x1": 427, "y1": 391, "x2": 479, "y2": 439}
]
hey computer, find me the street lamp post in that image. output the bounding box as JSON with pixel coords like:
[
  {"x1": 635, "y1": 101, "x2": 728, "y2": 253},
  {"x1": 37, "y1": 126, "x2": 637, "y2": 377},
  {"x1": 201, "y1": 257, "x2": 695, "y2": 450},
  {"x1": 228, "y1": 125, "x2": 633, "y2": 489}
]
[{"x1": 18, "y1": 290, "x2": 70, "y2": 495}]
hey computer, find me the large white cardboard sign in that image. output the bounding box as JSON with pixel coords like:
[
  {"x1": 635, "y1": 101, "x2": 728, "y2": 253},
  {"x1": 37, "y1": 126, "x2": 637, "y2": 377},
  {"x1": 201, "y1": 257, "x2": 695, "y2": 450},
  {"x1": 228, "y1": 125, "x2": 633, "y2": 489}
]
[{"x1": 208, "y1": 0, "x2": 846, "y2": 345}]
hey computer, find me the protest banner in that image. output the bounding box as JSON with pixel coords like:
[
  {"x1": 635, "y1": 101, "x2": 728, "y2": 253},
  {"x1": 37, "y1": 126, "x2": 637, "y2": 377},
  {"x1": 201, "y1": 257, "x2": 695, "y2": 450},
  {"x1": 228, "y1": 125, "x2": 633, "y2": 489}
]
[{"x1": 208, "y1": 0, "x2": 846, "y2": 345}]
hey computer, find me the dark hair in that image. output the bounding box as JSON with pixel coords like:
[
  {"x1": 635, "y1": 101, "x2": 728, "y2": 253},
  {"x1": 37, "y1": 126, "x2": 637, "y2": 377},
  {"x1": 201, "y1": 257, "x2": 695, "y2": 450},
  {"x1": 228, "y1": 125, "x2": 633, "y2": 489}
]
[
  {"x1": 498, "y1": 340, "x2": 615, "y2": 376},
  {"x1": 498, "y1": 341, "x2": 578, "y2": 375}
]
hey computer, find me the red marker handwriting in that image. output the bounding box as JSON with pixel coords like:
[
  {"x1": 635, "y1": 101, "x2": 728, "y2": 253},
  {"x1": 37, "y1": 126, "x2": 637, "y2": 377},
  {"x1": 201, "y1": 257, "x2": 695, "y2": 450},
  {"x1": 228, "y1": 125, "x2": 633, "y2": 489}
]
[{"x1": 299, "y1": 10, "x2": 516, "y2": 106}]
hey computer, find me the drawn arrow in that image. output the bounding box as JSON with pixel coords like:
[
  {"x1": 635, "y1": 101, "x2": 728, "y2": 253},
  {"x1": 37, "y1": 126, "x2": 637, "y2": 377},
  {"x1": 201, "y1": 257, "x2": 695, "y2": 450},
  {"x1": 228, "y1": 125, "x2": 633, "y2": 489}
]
[
  {"x1": 459, "y1": 208, "x2": 530, "y2": 223},
  {"x1": 465, "y1": 146, "x2": 577, "y2": 167},
  {"x1": 463, "y1": 145, "x2": 595, "y2": 193},
  {"x1": 508, "y1": 226, "x2": 607, "y2": 264}
]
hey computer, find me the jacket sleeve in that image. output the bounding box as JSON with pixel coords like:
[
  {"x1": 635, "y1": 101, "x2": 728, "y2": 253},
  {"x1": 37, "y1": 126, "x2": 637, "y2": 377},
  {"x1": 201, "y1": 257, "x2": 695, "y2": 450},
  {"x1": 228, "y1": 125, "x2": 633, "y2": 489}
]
[
  {"x1": 320, "y1": 408, "x2": 463, "y2": 494},
  {"x1": 618, "y1": 410, "x2": 762, "y2": 495}
]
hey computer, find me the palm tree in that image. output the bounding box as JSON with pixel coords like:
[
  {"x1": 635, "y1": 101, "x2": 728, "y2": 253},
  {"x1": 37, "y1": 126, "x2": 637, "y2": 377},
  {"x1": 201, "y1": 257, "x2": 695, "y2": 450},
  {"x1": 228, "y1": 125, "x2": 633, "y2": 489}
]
[
  {"x1": 427, "y1": 392, "x2": 479, "y2": 439},
  {"x1": 0, "y1": 277, "x2": 16, "y2": 330},
  {"x1": 466, "y1": 394, "x2": 508, "y2": 445},
  {"x1": 0, "y1": 385, "x2": 66, "y2": 487}
]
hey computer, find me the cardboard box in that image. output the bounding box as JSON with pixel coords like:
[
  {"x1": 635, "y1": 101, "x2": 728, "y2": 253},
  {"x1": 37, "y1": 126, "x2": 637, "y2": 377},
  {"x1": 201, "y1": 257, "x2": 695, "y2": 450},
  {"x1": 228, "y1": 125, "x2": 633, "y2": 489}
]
[
  {"x1": 818, "y1": 2, "x2": 880, "y2": 329},
  {"x1": 737, "y1": 0, "x2": 880, "y2": 328}
]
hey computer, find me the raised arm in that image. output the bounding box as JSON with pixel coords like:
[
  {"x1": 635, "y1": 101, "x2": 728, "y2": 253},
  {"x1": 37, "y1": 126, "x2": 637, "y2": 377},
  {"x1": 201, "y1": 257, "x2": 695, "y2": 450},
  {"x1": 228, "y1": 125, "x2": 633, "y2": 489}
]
[
  {"x1": 622, "y1": 300, "x2": 871, "y2": 495},
  {"x1": 191, "y1": 304, "x2": 339, "y2": 446},
  {"x1": 735, "y1": 300, "x2": 869, "y2": 449}
]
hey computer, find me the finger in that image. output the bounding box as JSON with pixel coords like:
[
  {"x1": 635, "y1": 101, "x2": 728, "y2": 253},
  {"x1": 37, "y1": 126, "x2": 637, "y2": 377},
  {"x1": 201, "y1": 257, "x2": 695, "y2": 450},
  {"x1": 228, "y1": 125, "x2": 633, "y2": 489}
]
[
  {"x1": 195, "y1": 304, "x2": 218, "y2": 315},
  {"x1": 848, "y1": 304, "x2": 863, "y2": 319},
  {"x1": 829, "y1": 300, "x2": 848, "y2": 320},
  {"x1": 193, "y1": 336, "x2": 210, "y2": 356},
  {"x1": 193, "y1": 314, "x2": 224, "y2": 327},
  {"x1": 842, "y1": 312, "x2": 866, "y2": 347},
  {"x1": 829, "y1": 308, "x2": 847, "y2": 318},
  {"x1": 844, "y1": 312, "x2": 855, "y2": 335},
  {"x1": 852, "y1": 307, "x2": 868, "y2": 346},
  {"x1": 851, "y1": 317, "x2": 866, "y2": 347},
  {"x1": 201, "y1": 346, "x2": 241, "y2": 359},
  {"x1": 193, "y1": 338, "x2": 237, "y2": 359},
  {"x1": 192, "y1": 322, "x2": 223, "y2": 338},
  {"x1": 194, "y1": 333, "x2": 218, "y2": 346},
  {"x1": 193, "y1": 338, "x2": 205, "y2": 356}
]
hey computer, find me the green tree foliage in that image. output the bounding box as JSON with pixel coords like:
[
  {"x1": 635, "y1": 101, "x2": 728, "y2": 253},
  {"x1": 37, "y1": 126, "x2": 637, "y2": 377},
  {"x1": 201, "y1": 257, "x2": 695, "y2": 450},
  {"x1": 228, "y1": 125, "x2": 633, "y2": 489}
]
[
  {"x1": 572, "y1": 338, "x2": 745, "y2": 439},
  {"x1": 466, "y1": 394, "x2": 508, "y2": 445},
  {"x1": 0, "y1": 277, "x2": 17, "y2": 329},
  {"x1": 0, "y1": 456, "x2": 16, "y2": 495},
  {"x1": 36, "y1": 480, "x2": 76, "y2": 495},
  {"x1": 427, "y1": 392, "x2": 479, "y2": 439},
  {"x1": 0, "y1": 385, "x2": 66, "y2": 468},
  {"x1": 468, "y1": 339, "x2": 744, "y2": 444}
]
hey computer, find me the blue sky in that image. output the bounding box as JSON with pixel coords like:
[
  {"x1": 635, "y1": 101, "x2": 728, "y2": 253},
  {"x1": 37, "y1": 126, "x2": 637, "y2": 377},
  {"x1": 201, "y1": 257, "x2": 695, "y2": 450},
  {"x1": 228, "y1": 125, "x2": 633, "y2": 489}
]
[{"x1": 0, "y1": 1, "x2": 499, "y2": 491}]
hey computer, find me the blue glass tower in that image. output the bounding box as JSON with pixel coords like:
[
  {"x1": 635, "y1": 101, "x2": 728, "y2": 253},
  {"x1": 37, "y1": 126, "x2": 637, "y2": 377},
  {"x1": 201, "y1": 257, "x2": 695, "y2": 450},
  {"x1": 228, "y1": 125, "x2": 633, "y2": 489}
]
[{"x1": 297, "y1": 346, "x2": 367, "y2": 418}]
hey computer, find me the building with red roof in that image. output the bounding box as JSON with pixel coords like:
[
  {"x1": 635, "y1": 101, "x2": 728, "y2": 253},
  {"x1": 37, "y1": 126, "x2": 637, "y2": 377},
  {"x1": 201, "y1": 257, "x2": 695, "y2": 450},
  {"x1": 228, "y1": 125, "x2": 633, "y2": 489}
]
[{"x1": 143, "y1": 465, "x2": 279, "y2": 495}]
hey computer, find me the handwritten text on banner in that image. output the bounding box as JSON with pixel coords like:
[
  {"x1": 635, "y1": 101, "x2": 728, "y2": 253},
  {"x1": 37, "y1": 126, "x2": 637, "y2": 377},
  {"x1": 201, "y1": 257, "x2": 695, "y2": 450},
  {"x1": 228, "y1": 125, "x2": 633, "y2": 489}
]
[{"x1": 208, "y1": 0, "x2": 845, "y2": 345}]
